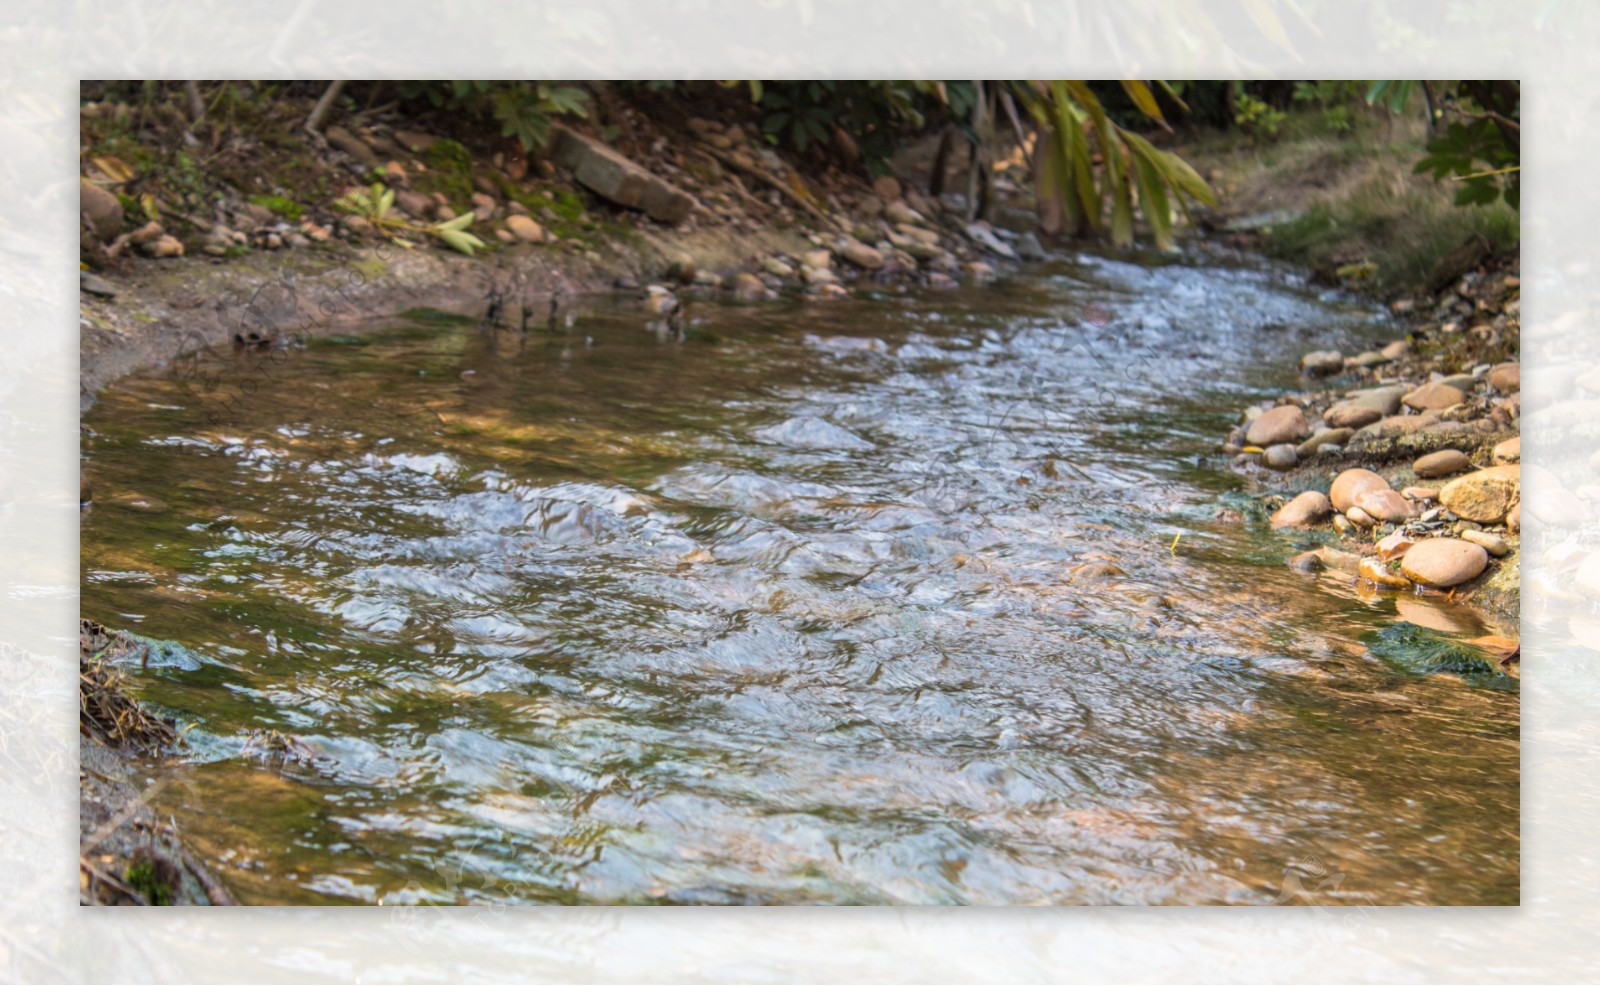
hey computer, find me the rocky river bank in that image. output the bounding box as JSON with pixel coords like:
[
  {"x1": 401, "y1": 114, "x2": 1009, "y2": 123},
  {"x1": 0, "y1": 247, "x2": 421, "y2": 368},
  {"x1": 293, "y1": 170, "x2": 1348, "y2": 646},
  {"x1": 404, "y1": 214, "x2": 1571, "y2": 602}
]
[{"x1": 1224, "y1": 253, "x2": 1522, "y2": 640}]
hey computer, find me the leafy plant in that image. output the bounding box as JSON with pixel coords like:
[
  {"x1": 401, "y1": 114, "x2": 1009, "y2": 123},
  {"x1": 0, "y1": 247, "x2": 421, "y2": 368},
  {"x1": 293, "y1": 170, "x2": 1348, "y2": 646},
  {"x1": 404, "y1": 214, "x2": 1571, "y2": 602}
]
[
  {"x1": 1233, "y1": 91, "x2": 1285, "y2": 138},
  {"x1": 1415, "y1": 119, "x2": 1520, "y2": 208},
  {"x1": 332, "y1": 181, "x2": 488, "y2": 256},
  {"x1": 1014, "y1": 80, "x2": 1217, "y2": 249},
  {"x1": 397, "y1": 81, "x2": 590, "y2": 151},
  {"x1": 1370, "y1": 80, "x2": 1520, "y2": 210},
  {"x1": 757, "y1": 82, "x2": 838, "y2": 154}
]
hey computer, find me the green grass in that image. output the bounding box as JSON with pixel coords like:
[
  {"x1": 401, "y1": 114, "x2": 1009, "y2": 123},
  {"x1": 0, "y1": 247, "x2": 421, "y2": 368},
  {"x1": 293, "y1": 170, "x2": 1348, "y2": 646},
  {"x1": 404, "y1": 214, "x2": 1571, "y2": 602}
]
[
  {"x1": 1264, "y1": 176, "x2": 1519, "y2": 295},
  {"x1": 1182, "y1": 103, "x2": 1520, "y2": 297}
]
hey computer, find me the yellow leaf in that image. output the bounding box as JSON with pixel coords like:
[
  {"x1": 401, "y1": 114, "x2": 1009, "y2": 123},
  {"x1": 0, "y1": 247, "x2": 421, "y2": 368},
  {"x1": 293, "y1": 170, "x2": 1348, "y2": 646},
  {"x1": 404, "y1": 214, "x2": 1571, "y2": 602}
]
[
  {"x1": 1119, "y1": 82, "x2": 1167, "y2": 125},
  {"x1": 92, "y1": 155, "x2": 135, "y2": 184}
]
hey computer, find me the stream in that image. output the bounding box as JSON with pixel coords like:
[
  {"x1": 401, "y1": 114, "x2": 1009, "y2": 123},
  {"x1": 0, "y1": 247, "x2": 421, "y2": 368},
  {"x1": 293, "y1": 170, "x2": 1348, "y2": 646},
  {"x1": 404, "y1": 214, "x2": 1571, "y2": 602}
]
[{"x1": 80, "y1": 251, "x2": 1518, "y2": 905}]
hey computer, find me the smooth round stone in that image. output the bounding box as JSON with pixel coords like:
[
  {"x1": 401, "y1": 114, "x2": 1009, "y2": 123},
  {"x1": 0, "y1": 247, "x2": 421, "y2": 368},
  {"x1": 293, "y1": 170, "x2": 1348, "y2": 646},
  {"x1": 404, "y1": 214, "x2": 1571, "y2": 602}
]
[
  {"x1": 1493, "y1": 436, "x2": 1521, "y2": 464},
  {"x1": 1507, "y1": 504, "x2": 1520, "y2": 532},
  {"x1": 1323, "y1": 401, "x2": 1384, "y2": 429},
  {"x1": 1300, "y1": 350, "x2": 1344, "y2": 377},
  {"x1": 1401, "y1": 538, "x2": 1489, "y2": 588},
  {"x1": 1402, "y1": 381, "x2": 1468, "y2": 411},
  {"x1": 1355, "y1": 488, "x2": 1414, "y2": 523},
  {"x1": 1402, "y1": 486, "x2": 1440, "y2": 501},
  {"x1": 1272, "y1": 490, "x2": 1332, "y2": 528},
  {"x1": 1246, "y1": 405, "x2": 1311, "y2": 447},
  {"x1": 1487, "y1": 362, "x2": 1521, "y2": 393},
  {"x1": 1413, "y1": 449, "x2": 1471, "y2": 478},
  {"x1": 1297, "y1": 428, "x2": 1354, "y2": 458},
  {"x1": 1460, "y1": 529, "x2": 1510, "y2": 556},
  {"x1": 1330, "y1": 468, "x2": 1390, "y2": 512},
  {"x1": 1376, "y1": 531, "x2": 1415, "y2": 560},
  {"x1": 1347, "y1": 506, "x2": 1376, "y2": 527},
  {"x1": 1332, "y1": 513, "x2": 1355, "y2": 535},
  {"x1": 1262, "y1": 444, "x2": 1299, "y2": 471},
  {"x1": 1288, "y1": 550, "x2": 1324, "y2": 573}
]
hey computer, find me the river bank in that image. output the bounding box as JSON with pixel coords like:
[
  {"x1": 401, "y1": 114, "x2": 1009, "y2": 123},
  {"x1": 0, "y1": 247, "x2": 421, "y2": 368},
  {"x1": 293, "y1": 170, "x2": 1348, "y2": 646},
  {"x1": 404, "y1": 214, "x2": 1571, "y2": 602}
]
[{"x1": 79, "y1": 85, "x2": 1519, "y2": 904}]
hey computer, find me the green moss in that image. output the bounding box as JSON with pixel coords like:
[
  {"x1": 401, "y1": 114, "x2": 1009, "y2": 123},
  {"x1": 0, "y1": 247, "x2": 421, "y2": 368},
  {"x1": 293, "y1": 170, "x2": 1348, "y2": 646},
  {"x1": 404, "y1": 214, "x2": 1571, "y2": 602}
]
[
  {"x1": 125, "y1": 859, "x2": 174, "y2": 905},
  {"x1": 352, "y1": 257, "x2": 389, "y2": 280},
  {"x1": 419, "y1": 138, "x2": 475, "y2": 208},
  {"x1": 248, "y1": 194, "x2": 305, "y2": 220}
]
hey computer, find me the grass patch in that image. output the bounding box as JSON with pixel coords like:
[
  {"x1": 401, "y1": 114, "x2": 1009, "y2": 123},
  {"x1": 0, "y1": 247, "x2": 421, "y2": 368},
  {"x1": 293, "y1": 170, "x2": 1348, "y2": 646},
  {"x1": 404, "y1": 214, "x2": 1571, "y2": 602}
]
[
  {"x1": 1263, "y1": 174, "x2": 1518, "y2": 295},
  {"x1": 248, "y1": 194, "x2": 305, "y2": 220},
  {"x1": 1180, "y1": 104, "x2": 1520, "y2": 297}
]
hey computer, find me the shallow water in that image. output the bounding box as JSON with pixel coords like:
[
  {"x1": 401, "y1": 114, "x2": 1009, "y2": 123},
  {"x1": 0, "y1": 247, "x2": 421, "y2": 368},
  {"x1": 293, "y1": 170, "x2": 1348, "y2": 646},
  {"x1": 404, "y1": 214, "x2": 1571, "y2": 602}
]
[{"x1": 81, "y1": 252, "x2": 1518, "y2": 905}]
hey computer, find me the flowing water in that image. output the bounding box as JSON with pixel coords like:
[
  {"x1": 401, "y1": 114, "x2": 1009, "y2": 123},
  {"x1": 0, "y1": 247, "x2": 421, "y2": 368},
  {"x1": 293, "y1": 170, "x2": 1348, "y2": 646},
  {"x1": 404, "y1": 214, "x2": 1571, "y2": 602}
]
[{"x1": 80, "y1": 252, "x2": 1518, "y2": 905}]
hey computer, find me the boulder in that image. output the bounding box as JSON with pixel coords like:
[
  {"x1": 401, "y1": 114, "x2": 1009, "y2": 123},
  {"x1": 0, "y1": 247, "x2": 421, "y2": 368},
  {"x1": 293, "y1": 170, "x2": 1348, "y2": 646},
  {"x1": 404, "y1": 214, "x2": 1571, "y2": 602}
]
[
  {"x1": 79, "y1": 178, "x2": 124, "y2": 239},
  {"x1": 1413, "y1": 449, "x2": 1471, "y2": 478},
  {"x1": 1330, "y1": 468, "x2": 1390, "y2": 512},
  {"x1": 1438, "y1": 465, "x2": 1520, "y2": 524},
  {"x1": 1245, "y1": 405, "x2": 1310, "y2": 447},
  {"x1": 1271, "y1": 491, "x2": 1331, "y2": 528},
  {"x1": 1400, "y1": 538, "x2": 1489, "y2": 588},
  {"x1": 549, "y1": 127, "x2": 696, "y2": 224}
]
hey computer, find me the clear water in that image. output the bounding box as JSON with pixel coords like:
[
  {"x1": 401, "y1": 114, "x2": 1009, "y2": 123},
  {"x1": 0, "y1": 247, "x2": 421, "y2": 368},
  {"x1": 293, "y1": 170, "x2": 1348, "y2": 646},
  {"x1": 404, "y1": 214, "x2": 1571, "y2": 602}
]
[{"x1": 80, "y1": 252, "x2": 1518, "y2": 905}]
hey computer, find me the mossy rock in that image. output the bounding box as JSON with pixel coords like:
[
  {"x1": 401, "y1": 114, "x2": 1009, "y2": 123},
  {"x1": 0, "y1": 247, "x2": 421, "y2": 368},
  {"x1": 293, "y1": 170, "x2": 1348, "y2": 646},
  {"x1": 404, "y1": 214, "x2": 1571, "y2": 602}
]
[{"x1": 1365, "y1": 621, "x2": 1514, "y2": 684}]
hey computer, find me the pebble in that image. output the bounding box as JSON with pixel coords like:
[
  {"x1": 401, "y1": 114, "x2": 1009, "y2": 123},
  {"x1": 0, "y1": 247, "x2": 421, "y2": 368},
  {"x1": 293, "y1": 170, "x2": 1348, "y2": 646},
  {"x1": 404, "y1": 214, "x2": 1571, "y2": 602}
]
[
  {"x1": 1376, "y1": 532, "x2": 1414, "y2": 560},
  {"x1": 840, "y1": 239, "x2": 884, "y2": 269},
  {"x1": 802, "y1": 249, "x2": 832, "y2": 271},
  {"x1": 1492, "y1": 436, "x2": 1520, "y2": 464},
  {"x1": 1360, "y1": 556, "x2": 1410, "y2": 589},
  {"x1": 505, "y1": 215, "x2": 545, "y2": 242},
  {"x1": 1245, "y1": 405, "x2": 1310, "y2": 447},
  {"x1": 142, "y1": 234, "x2": 184, "y2": 258},
  {"x1": 1438, "y1": 465, "x2": 1520, "y2": 524},
  {"x1": 1460, "y1": 529, "x2": 1510, "y2": 556},
  {"x1": 1300, "y1": 350, "x2": 1343, "y2": 377},
  {"x1": 755, "y1": 256, "x2": 793, "y2": 278},
  {"x1": 1331, "y1": 514, "x2": 1355, "y2": 535},
  {"x1": 1487, "y1": 362, "x2": 1521, "y2": 393},
  {"x1": 1400, "y1": 538, "x2": 1489, "y2": 588},
  {"x1": 1288, "y1": 550, "x2": 1323, "y2": 573},
  {"x1": 1330, "y1": 468, "x2": 1390, "y2": 512},
  {"x1": 1296, "y1": 428, "x2": 1353, "y2": 458},
  {"x1": 1323, "y1": 401, "x2": 1384, "y2": 429},
  {"x1": 1413, "y1": 449, "x2": 1471, "y2": 478},
  {"x1": 1347, "y1": 506, "x2": 1376, "y2": 527},
  {"x1": 730, "y1": 271, "x2": 768, "y2": 300},
  {"x1": 1356, "y1": 488, "x2": 1414, "y2": 523},
  {"x1": 1262, "y1": 444, "x2": 1299, "y2": 470},
  {"x1": 1402, "y1": 381, "x2": 1467, "y2": 411},
  {"x1": 1402, "y1": 486, "x2": 1440, "y2": 501},
  {"x1": 1271, "y1": 490, "x2": 1331, "y2": 528}
]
